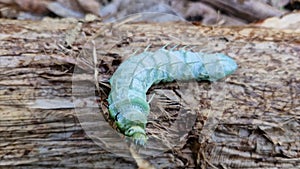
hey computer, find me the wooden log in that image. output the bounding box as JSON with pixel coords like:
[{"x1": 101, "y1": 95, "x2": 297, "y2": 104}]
[
  {"x1": 0, "y1": 17, "x2": 299, "y2": 168},
  {"x1": 199, "y1": 0, "x2": 286, "y2": 22}
]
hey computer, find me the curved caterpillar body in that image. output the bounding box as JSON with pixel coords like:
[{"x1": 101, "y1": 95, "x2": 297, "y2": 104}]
[{"x1": 108, "y1": 47, "x2": 237, "y2": 145}]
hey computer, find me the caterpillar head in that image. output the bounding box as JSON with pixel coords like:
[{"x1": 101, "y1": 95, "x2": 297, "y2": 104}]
[
  {"x1": 201, "y1": 53, "x2": 238, "y2": 81},
  {"x1": 115, "y1": 110, "x2": 148, "y2": 146}
]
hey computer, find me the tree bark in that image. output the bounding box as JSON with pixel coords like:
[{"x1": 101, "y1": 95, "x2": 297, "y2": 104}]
[{"x1": 0, "y1": 17, "x2": 299, "y2": 168}]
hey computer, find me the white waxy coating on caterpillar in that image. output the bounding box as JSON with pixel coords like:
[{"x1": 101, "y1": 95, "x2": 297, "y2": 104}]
[{"x1": 108, "y1": 47, "x2": 238, "y2": 145}]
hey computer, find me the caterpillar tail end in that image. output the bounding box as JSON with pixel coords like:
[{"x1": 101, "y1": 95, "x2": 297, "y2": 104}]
[
  {"x1": 132, "y1": 132, "x2": 147, "y2": 146},
  {"x1": 125, "y1": 126, "x2": 148, "y2": 146}
]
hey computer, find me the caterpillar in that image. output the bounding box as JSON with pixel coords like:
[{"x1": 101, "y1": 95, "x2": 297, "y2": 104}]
[{"x1": 107, "y1": 46, "x2": 238, "y2": 145}]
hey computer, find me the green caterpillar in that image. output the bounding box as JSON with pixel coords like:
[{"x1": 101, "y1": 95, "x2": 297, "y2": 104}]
[{"x1": 108, "y1": 47, "x2": 237, "y2": 145}]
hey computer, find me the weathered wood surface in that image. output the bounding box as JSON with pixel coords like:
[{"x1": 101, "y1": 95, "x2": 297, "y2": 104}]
[{"x1": 0, "y1": 17, "x2": 299, "y2": 168}]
